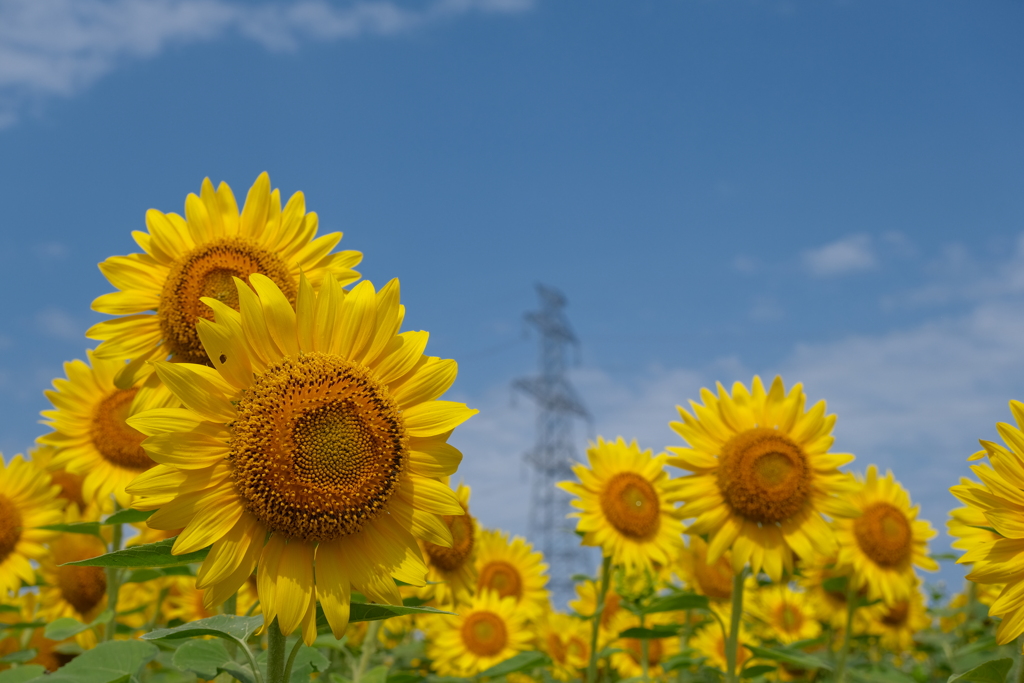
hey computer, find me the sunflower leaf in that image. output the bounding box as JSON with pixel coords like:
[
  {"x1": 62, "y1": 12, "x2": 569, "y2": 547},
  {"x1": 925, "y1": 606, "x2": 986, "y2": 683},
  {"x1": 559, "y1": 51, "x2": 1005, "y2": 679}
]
[
  {"x1": 641, "y1": 593, "x2": 709, "y2": 614},
  {"x1": 172, "y1": 639, "x2": 232, "y2": 680},
  {"x1": 742, "y1": 665, "x2": 777, "y2": 679},
  {"x1": 618, "y1": 625, "x2": 681, "y2": 639},
  {"x1": 17, "y1": 639, "x2": 158, "y2": 683},
  {"x1": 63, "y1": 537, "x2": 210, "y2": 568},
  {"x1": 0, "y1": 649, "x2": 37, "y2": 664},
  {"x1": 0, "y1": 665, "x2": 46, "y2": 683},
  {"x1": 142, "y1": 614, "x2": 264, "y2": 643},
  {"x1": 948, "y1": 658, "x2": 1014, "y2": 683},
  {"x1": 44, "y1": 611, "x2": 112, "y2": 641},
  {"x1": 746, "y1": 645, "x2": 832, "y2": 672},
  {"x1": 102, "y1": 508, "x2": 156, "y2": 525},
  {"x1": 477, "y1": 651, "x2": 551, "y2": 678},
  {"x1": 36, "y1": 522, "x2": 103, "y2": 538}
]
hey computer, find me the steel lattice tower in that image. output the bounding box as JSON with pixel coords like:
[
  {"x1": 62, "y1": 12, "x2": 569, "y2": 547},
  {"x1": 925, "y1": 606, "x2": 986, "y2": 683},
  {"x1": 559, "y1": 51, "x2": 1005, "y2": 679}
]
[{"x1": 513, "y1": 284, "x2": 592, "y2": 602}]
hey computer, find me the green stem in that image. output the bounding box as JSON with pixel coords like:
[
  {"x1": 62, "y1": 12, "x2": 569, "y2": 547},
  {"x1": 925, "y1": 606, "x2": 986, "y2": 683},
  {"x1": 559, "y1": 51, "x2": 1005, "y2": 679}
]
[
  {"x1": 282, "y1": 636, "x2": 304, "y2": 683},
  {"x1": 586, "y1": 556, "x2": 613, "y2": 683},
  {"x1": 724, "y1": 570, "x2": 746, "y2": 683},
  {"x1": 224, "y1": 592, "x2": 238, "y2": 616},
  {"x1": 267, "y1": 618, "x2": 287, "y2": 683},
  {"x1": 640, "y1": 613, "x2": 650, "y2": 683},
  {"x1": 678, "y1": 608, "x2": 693, "y2": 683},
  {"x1": 835, "y1": 583, "x2": 858, "y2": 683},
  {"x1": 146, "y1": 587, "x2": 170, "y2": 631},
  {"x1": 103, "y1": 510, "x2": 124, "y2": 642},
  {"x1": 352, "y1": 621, "x2": 381, "y2": 683}
]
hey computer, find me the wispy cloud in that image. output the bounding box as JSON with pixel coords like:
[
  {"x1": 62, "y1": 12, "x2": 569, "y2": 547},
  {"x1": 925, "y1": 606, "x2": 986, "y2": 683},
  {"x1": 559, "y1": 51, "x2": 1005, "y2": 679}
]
[
  {"x1": 802, "y1": 233, "x2": 877, "y2": 277},
  {"x1": 0, "y1": 0, "x2": 532, "y2": 127}
]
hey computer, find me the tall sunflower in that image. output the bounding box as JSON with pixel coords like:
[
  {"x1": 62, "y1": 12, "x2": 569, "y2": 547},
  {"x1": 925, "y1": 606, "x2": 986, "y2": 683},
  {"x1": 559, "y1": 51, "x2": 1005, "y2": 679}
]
[
  {"x1": 833, "y1": 466, "x2": 937, "y2": 606},
  {"x1": 609, "y1": 612, "x2": 682, "y2": 680},
  {"x1": 126, "y1": 274, "x2": 475, "y2": 644},
  {"x1": 423, "y1": 590, "x2": 532, "y2": 677},
  {"x1": 675, "y1": 535, "x2": 735, "y2": 603},
  {"x1": 690, "y1": 608, "x2": 753, "y2": 673},
  {"x1": 474, "y1": 529, "x2": 550, "y2": 620},
  {"x1": 569, "y1": 578, "x2": 630, "y2": 648},
  {"x1": 668, "y1": 376, "x2": 857, "y2": 581},
  {"x1": 39, "y1": 352, "x2": 177, "y2": 507},
  {"x1": 538, "y1": 611, "x2": 590, "y2": 682},
  {"x1": 950, "y1": 400, "x2": 1024, "y2": 643},
  {"x1": 749, "y1": 584, "x2": 820, "y2": 645},
  {"x1": 559, "y1": 436, "x2": 684, "y2": 571},
  {"x1": 0, "y1": 455, "x2": 62, "y2": 595},
  {"x1": 87, "y1": 173, "x2": 361, "y2": 375},
  {"x1": 859, "y1": 583, "x2": 931, "y2": 655},
  {"x1": 419, "y1": 482, "x2": 477, "y2": 607}
]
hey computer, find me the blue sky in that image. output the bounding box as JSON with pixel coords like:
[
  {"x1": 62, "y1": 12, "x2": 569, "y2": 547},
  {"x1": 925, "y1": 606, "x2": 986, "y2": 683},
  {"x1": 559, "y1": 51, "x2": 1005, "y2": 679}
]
[{"x1": 1, "y1": 0, "x2": 1023, "y2": 588}]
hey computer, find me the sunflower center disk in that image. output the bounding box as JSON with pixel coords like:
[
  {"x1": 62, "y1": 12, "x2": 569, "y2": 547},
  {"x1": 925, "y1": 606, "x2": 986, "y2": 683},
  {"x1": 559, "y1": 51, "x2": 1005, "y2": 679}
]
[
  {"x1": 599, "y1": 472, "x2": 661, "y2": 540},
  {"x1": 424, "y1": 513, "x2": 474, "y2": 572},
  {"x1": 57, "y1": 565, "x2": 107, "y2": 615},
  {"x1": 853, "y1": 502, "x2": 912, "y2": 568},
  {"x1": 694, "y1": 556, "x2": 734, "y2": 600},
  {"x1": 777, "y1": 603, "x2": 803, "y2": 632},
  {"x1": 462, "y1": 611, "x2": 508, "y2": 657},
  {"x1": 159, "y1": 237, "x2": 296, "y2": 364},
  {"x1": 0, "y1": 494, "x2": 22, "y2": 563},
  {"x1": 90, "y1": 388, "x2": 152, "y2": 471},
  {"x1": 882, "y1": 601, "x2": 910, "y2": 627},
  {"x1": 546, "y1": 633, "x2": 567, "y2": 664},
  {"x1": 478, "y1": 561, "x2": 523, "y2": 600},
  {"x1": 717, "y1": 427, "x2": 811, "y2": 524},
  {"x1": 230, "y1": 353, "x2": 407, "y2": 543}
]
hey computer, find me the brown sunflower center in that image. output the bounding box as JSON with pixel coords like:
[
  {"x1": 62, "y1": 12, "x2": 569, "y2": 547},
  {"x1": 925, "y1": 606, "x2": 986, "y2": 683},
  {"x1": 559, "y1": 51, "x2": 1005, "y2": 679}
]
[
  {"x1": 0, "y1": 494, "x2": 22, "y2": 564},
  {"x1": 854, "y1": 502, "x2": 912, "y2": 568},
  {"x1": 626, "y1": 638, "x2": 664, "y2": 667},
  {"x1": 90, "y1": 388, "x2": 152, "y2": 471},
  {"x1": 424, "y1": 511, "x2": 474, "y2": 573},
  {"x1": 57, "y1": 564, "x2": 107, "y2": 616},
  {"x1": 159, "y1": 237, "x2": 296, "y2": 364},
  {"x1": 478, "y1": 561, "x2": 523, "y2": 600},
  {"x1": 546, "y1": 632, "x2": 567, "y2": 664},
  {"x1": 599, "y1": 472, "x2": 661, "y2": 540},
  {"x1": 776, "y1": 602, "x2": 804, "y2": 633},
  {"x1": 49, "y1": 469, "x2": 86, "y2": 509},
  {"x1": 461, "y1": 611, "x2": 508, "y2": 657},
  {"x1": 881, "y1": 601, "x2": 910, "y2": 627},
  {"x1": 567, "y1": 635, "x2": 588, "y2": 661},
  {"x1": 717, "y1": 427, "x2": 811, "y2": 524},
  {"x1": 230, "y1": 353, "x2": 407, "y2": 543},
  {"x1": 693, "y1": 552, "x2": 734, "y2": 600}
]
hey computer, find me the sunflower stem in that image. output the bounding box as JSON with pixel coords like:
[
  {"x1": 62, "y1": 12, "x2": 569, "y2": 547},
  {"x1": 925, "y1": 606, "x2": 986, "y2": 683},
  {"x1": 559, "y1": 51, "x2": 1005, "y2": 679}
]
[
  {"x1": 639, "y1": 613, "x2": 650, "y2": 683},
  {"x1": 586, "y1": 555, "x2": 613, "y2": 683},
  {"x1": 224, "y1": 592, "x2": 238, "y2": 616},
  {"x1": 353, "y1": 620, "x2": 381, "y2": 683},
  {"x1": 835, "y1": 582, "x2": 858, "y2": 683},
  {"x1": 724, "y1": 569, "x2": 746, "y2": 683},
  {"x1": 267, "y1": 618, "x2": 287, "y2": 683},
  {"x1": 103, "y1": 507, "x2": 124, "y2": 642}
]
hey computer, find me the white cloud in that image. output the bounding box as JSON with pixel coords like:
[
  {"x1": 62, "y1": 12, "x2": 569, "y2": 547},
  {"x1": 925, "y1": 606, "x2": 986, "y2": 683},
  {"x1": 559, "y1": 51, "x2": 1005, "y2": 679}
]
[
  {"x1": 802, "y1": 233, "x2": 877, "y2": 276},
  {"x1": 0, "y1": 0, "x2": 532, "y2": 127}
]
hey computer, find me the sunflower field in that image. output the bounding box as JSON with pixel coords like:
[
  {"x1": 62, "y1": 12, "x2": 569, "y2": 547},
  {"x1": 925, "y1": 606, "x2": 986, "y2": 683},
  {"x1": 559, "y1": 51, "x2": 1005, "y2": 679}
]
[{"x1": 1, "y1": 173, "x2": 1020, "y2": 683}]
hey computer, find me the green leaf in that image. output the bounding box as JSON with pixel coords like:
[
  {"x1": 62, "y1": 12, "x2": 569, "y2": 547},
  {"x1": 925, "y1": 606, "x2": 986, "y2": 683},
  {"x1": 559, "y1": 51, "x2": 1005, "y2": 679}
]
[
  {"x1": 0, "y1": 649, "x2": 37, "y2": 664},
  {"x1": 349, "y1": 603, "x2": 455, "y2": 623},
  {"x1": 359, "y1": 665, "x2": 389, "y2": 683},
  {"x1": 287, "y1": 643, "x2": 331, "y2": 683},
  {"x1": 821, "y1": 576, "x2": 847, "y2": 593},
  {"x1": 933, "y1": 552, "x2": 959, "y2": 562},
  {"x1": 36, "y1": 522, "x2": 102, "y2": 538},
  {"x1": 44, "y1": 610, "x2": 112, "y2": 641},
  {"x1": 0, "y1": 605, "x2": 19, "y2": 613},
  {"x1": 851, "y1": 666, "x2": 920, "y2": 683},
  {"x1": 476, "y1": 651, "x2": 551, "y2": 678},
  {"x1": 0, "y1": 622, "x2": 46, "y2": 633},
  {"x1": 746, "y1": 645, "x2": 832, "y2": 672},
  {"x1": 102, "y1": 509, "x2": 155, "y2": 525},
  {"x1": 618, "y1": 625, "x2": 680, "y2": 639},
  {"x1": 663, "y1": 654, "x2": 706, "y2": 672},
  {"x1": 172, "y1": 639, "x2": 233, "y2": 679},
  {"x1": 123, "y1": 566, "x2": 193, "y2": 583},
  {"x1": 220, "y1": 661, "x2": 258, "y2": 683},
  {"x1": 19, "y1": 639, "x2": 158, "y2": 683},
  {"x1": 142, "y1": 614, "x2": 264, "y2": 643},
  {"x1": 948, "y1": 659, "x2": 1014, "y2": 683},
  {"x1": 642, "y1": 593, "x2": 710, "y2": 614},
  {"x1": 64, "y1": 537, "x2": 209, "y2": 568},
  {"x1": 0, "y1": 666, "x2": 46, "y2": 683},
  {"x1": 401, "y1": 596, "x2": 429, "y2": 607},
  {"x1": 385, "y1": 675, "x2": 424, "y2": 683},
  {"x1": 741, "y1": 665, "x2": 777, "y2": 679}
]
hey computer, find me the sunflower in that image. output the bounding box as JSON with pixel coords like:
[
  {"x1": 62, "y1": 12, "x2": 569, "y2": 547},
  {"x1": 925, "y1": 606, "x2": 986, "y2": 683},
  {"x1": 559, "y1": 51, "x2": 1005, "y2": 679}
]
[
  {"x1": 749, "y1": 584, "x2": 820, "y2": 645},
  {"x1": 609, "y1": 612, "x2": 682, "y2": 680},
  {"x1": 668, "y1": 376, "x2": 857, "y2": 581},
  {"x1": 0, "y1": 455, "x2": 63, "y2": 595},
  {"x1": 423, "y1": 590, "x2": 532, "y2": 677},
  {"x1": 859, "y1": 582, "x2": 931, "y2": 654},
  {"x1": 419, "y1": 482, "x2": 477, "y2": 607},
  {"x1": 799, "y1": 555, "x2": 882, "y2": 630},
  {"x1": 948, "y1": 481, "x2": 1002, "y2": 552},
  {"x1": 87, "y1": 173, "x2": 362, "y2": 375},
  {"x1": 569, "y1": 578, "x2": 631, "y2": 648},
  {"x1": 474, "y1": 529, "x2": 550, "y2": 620},
  {"x1": 690, "y1": 609, "x2": 753, "y2": 673},
  {"x1": 560, "y1": 437, "x2": 683, "y2": 571},
  {"x1": 675, "y1": 535, "x2": 735, "y2": 603},
  {"x1": 126, "y1": 274, "x2": 475, "y2": 644},
  {"x1": 38, "y1": 352, "x2": 177, "y2": 508},
  {"x1": 538, "y1": 611, "x2": 590, "y2": 682},
  {"x1": 833, "y1": 466, "x2": 937, "y2": 606}
]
